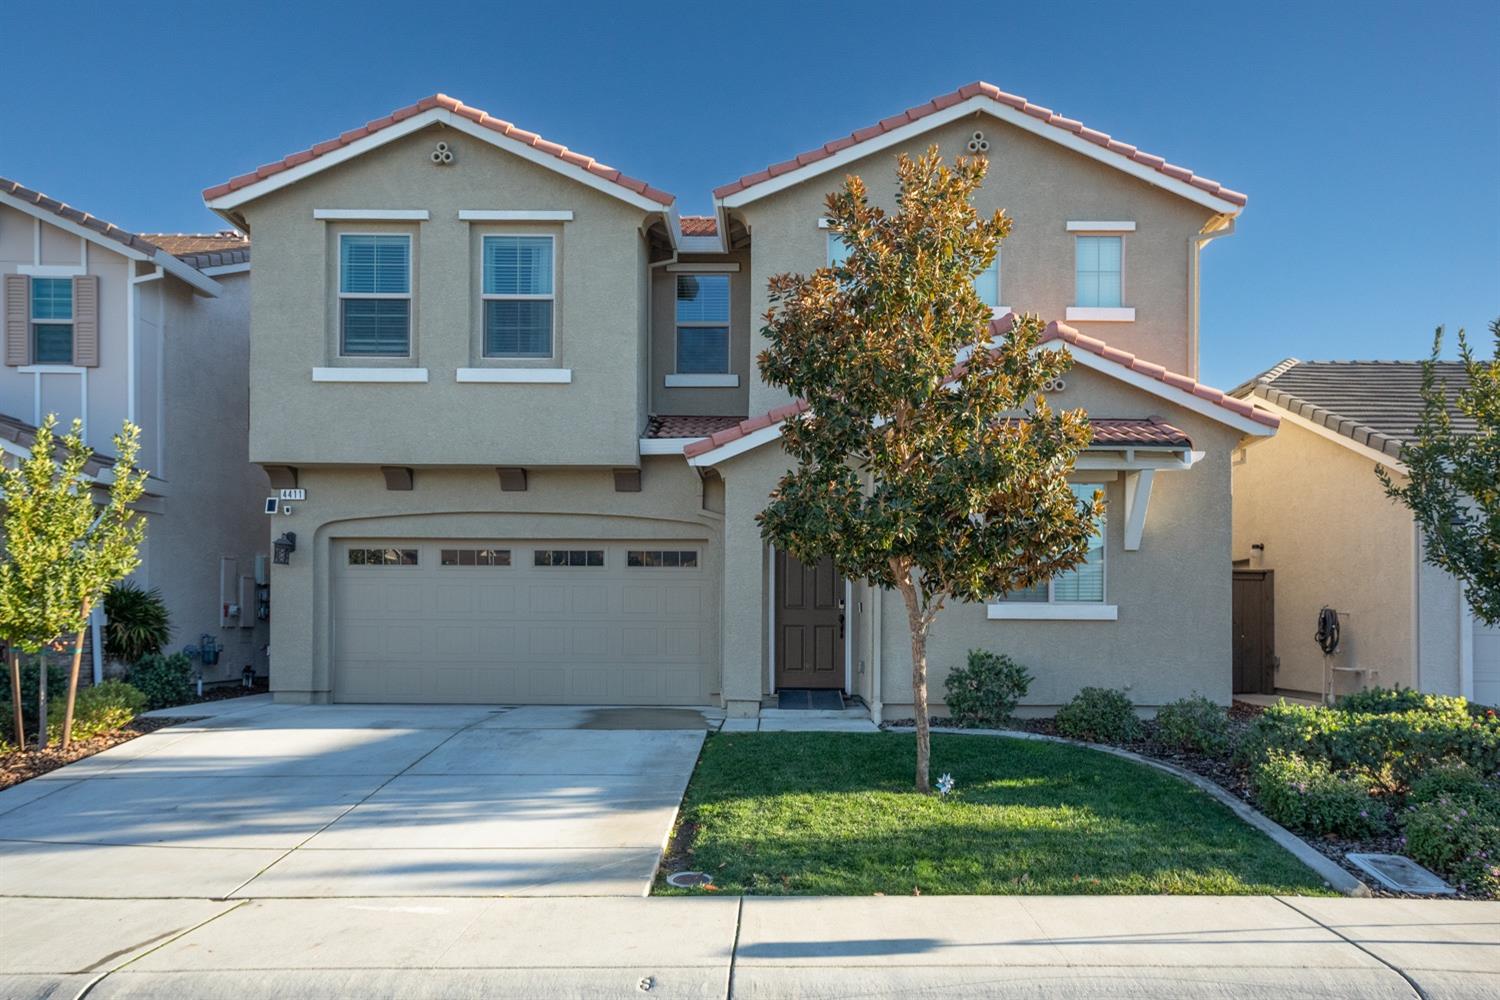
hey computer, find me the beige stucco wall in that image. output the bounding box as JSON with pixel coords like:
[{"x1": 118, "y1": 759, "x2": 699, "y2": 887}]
[
  {"x1": 650, "y1": 251, "x2": 752, "y2": 417},
  {"x1": 732, "y1": 112, "x2": 1222, "y2": 416},
  {"x1": 263, "y1": 458, "x2": 719, "y2": 702},
  {"x1": 715, "y1": 364, "x2": 1246, "y2": 716},
  {"x1": 237, "y1": 123, "x2": 661, "y2": 468}
]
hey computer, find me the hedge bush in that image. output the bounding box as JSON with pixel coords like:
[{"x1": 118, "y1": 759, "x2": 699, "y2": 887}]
[
  {"x1": 943, "y1": 650, "x2": 1032, "y2": 728},
  {"x1": 48, "y1": 680, "x2": 146, "y2": 743},
  {"x1": 1251, "y1": 751, "x2": 1385, "y2": 838},
  {"x1": 1336, "y1": 686, "x2": 1471, "y2": 719},
  {"x1": 1404, "y1": 795, "x2": 1500, "y2": 896},
  {"x1": 1154, "y1": 696, "x2": 1232, "y2": 755},
  {"x1": 1055, "y1": 687, "x2": 1140, "y2": 743},
  {"x1": 128, "y1": 652, "x2": 194, "y2": 710}
]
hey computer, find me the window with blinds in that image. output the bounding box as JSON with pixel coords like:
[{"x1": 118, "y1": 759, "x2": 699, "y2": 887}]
[
  {"x1": 339, "y1": 234, "x2": 411, "y2": 356},
  {"x1": 483, "y1": 235, "x2": 554, "y2": 357},
  {"x1": 1075, "y1": 235, "x2": 1123, "y2": 308},
  {"x1": 30, "y1": 277, "x2": 74, "y2": 364},
  {"x1": 995, "y1": 483, "x2": 1105, "y2": 604},
  {"x1": 674, "y1": 274, "x2": 729, "y2": 374}
]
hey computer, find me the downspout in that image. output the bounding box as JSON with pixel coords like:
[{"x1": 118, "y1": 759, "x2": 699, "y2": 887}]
[
  {"x1": 127, "y1": 265, "x2": 164, "y2": 425},
  {"x1": 1188, "y1": 215, "x2": 1236, "y2": 379},
  {"x1": 1459, "y1": 580, "x2": 1475, "y2": 699}
]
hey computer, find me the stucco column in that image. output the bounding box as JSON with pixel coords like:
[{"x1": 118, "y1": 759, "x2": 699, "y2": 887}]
[
  {"x1": 267, "y1": 526, "x2": 322, "y2": 704},
  {"x1": 719, "y1": 462, "x2": 775, "y2": 717}
]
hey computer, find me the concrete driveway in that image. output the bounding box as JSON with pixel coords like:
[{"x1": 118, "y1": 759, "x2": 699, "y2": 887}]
[{"x1": 0, "y1": 698, "x2": 707, "y2": 901}]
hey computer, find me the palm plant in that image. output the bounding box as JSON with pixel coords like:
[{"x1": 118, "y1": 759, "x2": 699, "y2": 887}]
[{"x1": 103, "y1": 582, "x2": 171, "y2": 665}]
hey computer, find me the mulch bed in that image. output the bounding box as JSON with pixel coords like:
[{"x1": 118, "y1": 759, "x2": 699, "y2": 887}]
[
  {"x1": 0, "y1": 716, "x2": 200, "y2": 791},
  {"x1": 882, "y1": 701, "x2": 1480, "y2": 899},
  {"x1": 189, "y1": 679, "x2": 269, "y2": 704}
]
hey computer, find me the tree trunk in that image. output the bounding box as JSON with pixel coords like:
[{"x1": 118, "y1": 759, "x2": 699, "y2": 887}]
[
  {"x1": 60, "y1": 603, "x2": 90, "y2": 750},
  {"x1": 7, "y1": 649, "x2": 23, "y2": 752},
  {"x1": 35, "y1": 650, "x2": 48, "y2": 750},
  {"x1": 895, "y1": 573, "x2": 932, "y2": 794}
]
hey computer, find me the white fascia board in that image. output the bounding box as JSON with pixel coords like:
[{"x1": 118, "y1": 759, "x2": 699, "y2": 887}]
[
  {"x1": 986, "y1": 603, "x2": 1119, "y2": 621},
  {"x1": 312, "y1": 367, "x2": 428, "y2": 383},
  {"x1": 1252, "y1": 396, "x2": 1406, "y2": 473},
  {"x1": 206, "y1": 107, "x2": 674, "y2": 217},
  {"x1": 716, "y1": 95, "x2": 1242, "y2": 215},
  {"x1": 1074, "y1": 451, "x2": 1196, "y2": 471},
  {"x1": 665, "y1": 262, "x2": 739, "y2": 273},
  {"x1": 313, "y1": 209, "x2": 430, "y2": 221},
  {"x1": 1057, "y1": 346, "x2": 1276, "y2": 437},
  {"x1": 1066, "y1": 221, "x2": 1137, "y2": 232},
  {"x1": 458, "y1": 210, "x2": 573, "y2": 221},
  {"x1": 639, "y1": 438, "x2": 696, "y2": 455},
  {"x1": 199, "y1": 262, "x2": 251, "y2": 276},
  {"x1": 0, "y1": 189, "x2": 221, "y2": 297},
  {"x1": 686, "y1": 423, "x2": 785, "y2": 467},
  {"x1": 456, "y1": 367, "x2": 572, "y2": 384}
]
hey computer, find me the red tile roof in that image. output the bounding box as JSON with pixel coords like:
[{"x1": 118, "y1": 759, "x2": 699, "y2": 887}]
[
  {"x1": 645, "y1": 414, "x2": 745, "y2": 439},
  {"x1": 203, "y1": 95, "x2": 675, "y2": 207},
  {"x1": 681, "y1": 317, "x2": 1275, "y2": 459},
  {"x1": 679, "y1": 215, "x2": 718, "y2": 237},
  {"x1": 713, "y1": 81, "x2": 1246, "y2": 208}
]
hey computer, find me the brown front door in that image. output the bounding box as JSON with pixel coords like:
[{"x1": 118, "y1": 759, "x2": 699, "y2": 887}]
[
  {"x1": 1232, "y1": 570, "x2": 1276, "y2": 695},
  {"x1": 775, "y1": 550, "x2": 845, "y2": 690}
]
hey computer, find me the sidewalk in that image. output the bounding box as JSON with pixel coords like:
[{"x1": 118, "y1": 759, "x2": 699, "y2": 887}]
[{"x1": 4, "y1": 894, "x2": 1495, "y2": 998}]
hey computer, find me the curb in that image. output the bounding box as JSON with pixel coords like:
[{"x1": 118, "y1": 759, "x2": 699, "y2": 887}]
[{"x1": 887, "y1": 724, "x2": 1372, "y2": 897}]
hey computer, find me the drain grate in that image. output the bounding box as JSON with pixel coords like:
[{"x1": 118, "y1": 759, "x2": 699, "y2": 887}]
[
  {"x1": 666, "y1": 871, "x2": 715, "y2": 888},
  {"x1": 1346, "y1": 853, "x2": 1455, "y2": 895}
]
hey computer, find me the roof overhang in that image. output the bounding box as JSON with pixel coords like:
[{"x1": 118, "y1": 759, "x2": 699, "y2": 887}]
[
  {"x1": 0, "y1": 188, "x2": 221, "y2": 297},
  {"x1": 1240, "y1": 393, "x2": 1409, "y2": 475},
  {"x1": 714, "y1": 93, "x2": 1245, "y2": 215}
]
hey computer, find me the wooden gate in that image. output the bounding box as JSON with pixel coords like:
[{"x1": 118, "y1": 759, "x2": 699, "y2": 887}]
[{"x1": 1232, "y1": 570, "x2": 1276, "y2": 695}]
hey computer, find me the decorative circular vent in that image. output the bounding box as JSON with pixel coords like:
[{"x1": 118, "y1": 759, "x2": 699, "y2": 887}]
[
  {"x1": 966, "y1": 130, "x2": 990, "y2": 153},
  {"x1": 430, "y1": 141, "x2": 455, "y2": 165},
  {"x1": 1041, "y1": 377, "x2": 1067, "y2": 393}
]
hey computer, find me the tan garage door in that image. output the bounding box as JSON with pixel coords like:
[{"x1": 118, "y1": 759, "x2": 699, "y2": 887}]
[{"x1": 332, "y1": 539, "x2": 715, "y2": 704}]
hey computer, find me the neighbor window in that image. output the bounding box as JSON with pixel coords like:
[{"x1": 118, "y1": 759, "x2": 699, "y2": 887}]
[
  {"x1": 627, "y1": 550, "x2": 699, "y2": 568},
  {"x1": 534, "y1": 549, "x2": 604, "y2": 567},
  {"x1": 483, "y1": 235, "x2": 554, "y2": 357},
  {"x1": 995, "y1": 484, "x2": 1105, "y2": 603},
  {"x1": 974, "y1": 254, "x2": 1002, "y2": 311},
  {"x1": 675, "y1": 274, "x2": 729, "y2": 374},
  {"x1": 339, "y1": 234, "x2": 411, "y2": 356},
  {"x1": 31, "y1": 277, "x2": 73, "y2": 364},
  {"x1": 347, "y1": 547, "x2": 419, "y2": 566},
  {"x1": 1074, "y1": 235, "x2": 1122, "y2": 308}
]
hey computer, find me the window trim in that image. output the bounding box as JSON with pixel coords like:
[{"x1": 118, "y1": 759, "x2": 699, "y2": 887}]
[
  {"x1": 30, "y1": 276, "x2": 74, "y2": 365},
  {"x1": 1069, "y1": 231, "x2": 1135, "y2": 321},
  {"x1": 974, "y1": 251, "x2": 1010, "y2": 317},
  {"x1": 337, "y1": 232, "x2": 413, "y2": 359},
  {"x1": 481, "y1": 232, "x2": 557, "y2": 360},
  {"x1": 988, "y1": 483, "x2": 1110, "y2": 616},
  {"x1": 673, "y1": 272, "x2": 731, "y2": 377}
]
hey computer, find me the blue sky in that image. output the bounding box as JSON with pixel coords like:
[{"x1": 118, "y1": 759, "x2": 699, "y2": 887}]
[{"x1": 4, "y1": 0, "x2": 1495, "y2": 387}]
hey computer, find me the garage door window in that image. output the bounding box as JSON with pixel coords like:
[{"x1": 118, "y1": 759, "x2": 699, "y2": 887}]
[
  {"x1": 348, "y1": 547, "x2": 419, "y2": 566},
  {"x1": 627, "y1": 550, "x2": 699, "y2": 568},
  {"x1": 441, "y1": 548, "x2": 511, "y2": 566},
  {"x1": 534, "y1": 549, "x2": 604, "y2": 567}
]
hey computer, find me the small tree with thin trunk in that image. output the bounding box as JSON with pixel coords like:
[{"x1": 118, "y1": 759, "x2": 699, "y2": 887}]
[
  {"x1": 757, "y1": 149, "x2": 1098, "y2": 792},
  {"x1": 1379, "y1": 319, "x2": 1499, "y2": 625},
  {"x1": 0, "y1": 416, "x2": 147, "y2": 749}
]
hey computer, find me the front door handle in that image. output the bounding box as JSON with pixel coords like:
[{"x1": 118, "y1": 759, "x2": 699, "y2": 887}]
[{"x1": 839, "y1": 613, "x2": 846, "y2": 639}]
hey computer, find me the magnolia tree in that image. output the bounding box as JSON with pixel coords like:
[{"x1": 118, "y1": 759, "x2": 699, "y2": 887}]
[
  {"x1": 757, "y1": 149, "x2": 1098, "y2": 792},
  {"x1": 0, "y1": 416, "x2": 147, "y2": 749},
  {"x1": 1380, "y1": 319, "x2": 1499, "y2": 625}
]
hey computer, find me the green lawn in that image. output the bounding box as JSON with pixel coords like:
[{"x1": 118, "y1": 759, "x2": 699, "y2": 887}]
[{"x1": 656, "y1": 732, "x2": 1333, "y2": 896}]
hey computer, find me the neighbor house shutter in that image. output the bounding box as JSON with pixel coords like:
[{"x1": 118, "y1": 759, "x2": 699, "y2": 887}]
[
  {"x1": 3, "y1": 273, "x2": 29, "y2": 366},
  {"x1": 72, "y1": 275, "x2": 98, "y2": 367}
]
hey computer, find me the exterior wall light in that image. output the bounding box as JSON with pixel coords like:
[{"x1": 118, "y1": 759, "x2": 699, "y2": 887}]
[{"x1": 273, "y1": 531, "x2": 297, "y2": 565}]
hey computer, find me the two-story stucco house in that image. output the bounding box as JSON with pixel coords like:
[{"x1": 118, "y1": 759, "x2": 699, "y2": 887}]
[
  {"x1": 0, "y1": 179, "x2": 268, "y2": 685},
  {"x1": 203, "y1": 82, "x2": 1279, "y2": 718}
]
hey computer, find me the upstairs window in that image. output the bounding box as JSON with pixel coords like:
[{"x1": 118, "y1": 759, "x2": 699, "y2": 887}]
[
  {"x1": 483, "y1": 235, "x2": 554, "y2": 358},
  {"x1": 995, "y1": 484, "x2": 1105, "y2": 603},
  {"x1": 1074, "y1": 235, "x2": 1122, "y2": 308},
  {"x1": 675, "y1": 274, "x2": 730, "y2": 374},
  {"x1": 339, "y1": 234, "x2": 411, "y2": 356},
  {"x1": 31, "y1": 277, "x2": 74, "y2": 364}
]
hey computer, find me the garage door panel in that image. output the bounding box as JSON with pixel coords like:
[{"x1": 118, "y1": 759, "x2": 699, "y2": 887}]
[{"x1": 334, "y1": 539, "x2": 716, "y2": 705}]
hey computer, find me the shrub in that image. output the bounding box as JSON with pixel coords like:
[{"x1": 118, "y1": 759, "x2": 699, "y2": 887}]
[
  {"x1": 128, "y1": 652, "x2": 194, "y2": 710},
  {"x1": 1251, "y1": 752, "x2": 1384, "y2": 838},
  {"x1": 1404, "y1": 795, "x2": 1500, "y2": 896},
  {"x1": 1409, "y1": 762, "x2": 1498, "y2": 808},
  {"x1": 103, "y1": 583, "x2": 172, "y2": 665},
  {"x1": 1337, "y1": 686, "x2": 1470, "y2": 719},
  {"x1": 1154, "y1": 695, "x2": 1232, "y2": 755},
  {"x1": 1055, "y1": 687, "x2": 1140, "y2": 743},
  {"x1": 943, "y1": 650, "x2": 1033, "y2": 728},
  {"x1": 48, "y1": 680, "x2": 146, "y2": 743}
]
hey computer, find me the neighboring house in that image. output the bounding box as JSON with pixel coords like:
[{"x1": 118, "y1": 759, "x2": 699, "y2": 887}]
[
  {"x1": 203, "y1": 82, "x2": 1277, "y2": 717},
  {"x1": 0, "y1": 178, "x2": 267, "y2": 685},
  {"x1": 1230, "y1": 360, "x2": 1495, "y2": 705}
]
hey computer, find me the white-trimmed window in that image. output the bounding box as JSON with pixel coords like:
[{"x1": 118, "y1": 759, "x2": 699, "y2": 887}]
[
  {"x1": 827, "y1": 233, "x2": 851, "y2": 267},
  {"x1": 483, "y1": 235, "x2": 554, "y2": 358},
  {"x1": 31, "y1": 277, "x2": 74, "y2": 364},
  {"x1": 995, "y1": 484, "x2": 1106, "y2": 604},
  {"x1": 1074, "y1": 235, "x2": 1123, "y2": 308},
  {"x1": 675, "y1": 274, "x2": 730, "y2": 374},
  {"x1": 339, "y1": 234, "x2": 411, "y2": 356},
  {"x1": 974, "y1": 253, "x2": 1002, "y2": 313}
]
